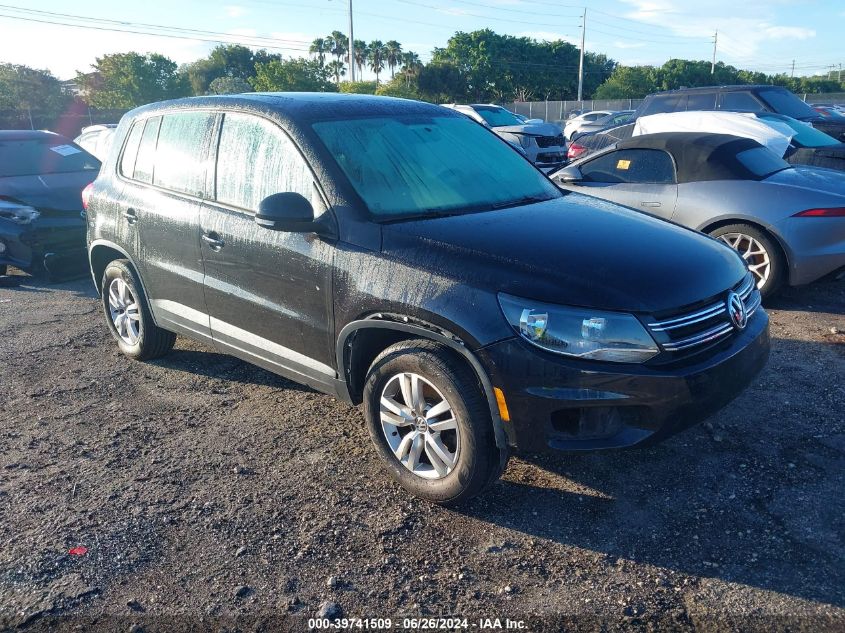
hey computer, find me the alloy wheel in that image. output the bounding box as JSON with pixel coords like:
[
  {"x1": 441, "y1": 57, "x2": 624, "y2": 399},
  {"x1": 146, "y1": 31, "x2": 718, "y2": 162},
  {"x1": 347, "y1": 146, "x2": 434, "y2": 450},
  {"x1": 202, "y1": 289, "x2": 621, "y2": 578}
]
[
  {"x1": 379, "y1": 372, "x2": 460, "y2": 480},
  {"x1": 108, "y1": 277, "x2": 141, "y2": 345},
  {"x1": 717, "y1": 232, "x2": 771, "y2": 290}
]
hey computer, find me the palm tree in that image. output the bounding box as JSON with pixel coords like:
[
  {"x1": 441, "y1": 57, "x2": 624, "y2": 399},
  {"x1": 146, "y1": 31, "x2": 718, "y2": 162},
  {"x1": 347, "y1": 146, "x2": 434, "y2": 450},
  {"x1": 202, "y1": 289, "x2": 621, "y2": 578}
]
[
  {"x1": 368, "y1": 40, "x2": 386, "y2": 85},
  {"x1": 353, "y1": 40, "x2": 368, "y2": 78},
  {"x1": 309, "y1": 38, "x2": 327, "y2": 67},
  {"x1": 329, "y1": 30, "x2": 348, "y2": 63},
  {"x1": 400, "y1": 51, "x2": 422, "y2": 86},
  {"x1": 385, "y1": 40, "x2": 403, "y2": 79},
  {"x1": 326, "y1": 60, "x2": 346, "y2": 85}
]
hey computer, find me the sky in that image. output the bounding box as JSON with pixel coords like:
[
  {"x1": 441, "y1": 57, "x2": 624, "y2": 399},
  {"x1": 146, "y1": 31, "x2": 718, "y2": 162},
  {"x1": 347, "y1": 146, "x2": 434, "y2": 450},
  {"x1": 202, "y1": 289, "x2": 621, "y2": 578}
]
[{"x1": 0, "y1": 0, "x2": 842, "y2": 81}]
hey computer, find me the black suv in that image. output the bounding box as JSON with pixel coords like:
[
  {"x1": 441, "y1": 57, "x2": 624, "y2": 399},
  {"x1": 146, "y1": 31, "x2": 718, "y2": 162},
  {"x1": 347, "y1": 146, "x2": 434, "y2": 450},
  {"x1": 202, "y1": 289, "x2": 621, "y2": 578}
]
[
  {"x1": 635, "y1": 85, "x2": 845, "y2": 141},
  {"x1": 86, "y1": 94, "x2": 770, "y2": 504}
]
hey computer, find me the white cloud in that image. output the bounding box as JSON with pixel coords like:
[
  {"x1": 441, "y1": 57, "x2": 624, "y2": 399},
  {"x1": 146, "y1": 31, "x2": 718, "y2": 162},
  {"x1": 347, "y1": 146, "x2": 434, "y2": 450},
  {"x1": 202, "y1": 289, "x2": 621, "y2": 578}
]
[
  {"x1": 517, "y1": 31, "x2": 574, "y2": 43},
  {"x1": 225, "y1": 5, "x2": 247, "y2": 18},
  {"x1": 762, "y1": 26, "x2": 815, "y2": 40}
]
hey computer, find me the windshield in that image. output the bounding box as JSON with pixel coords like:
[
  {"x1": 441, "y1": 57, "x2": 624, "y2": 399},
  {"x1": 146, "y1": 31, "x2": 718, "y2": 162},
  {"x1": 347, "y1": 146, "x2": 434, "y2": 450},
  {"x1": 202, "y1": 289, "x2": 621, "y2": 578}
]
[
  {"x1": 757, "y1": 88, "x2": 818, "y2": 120},
  {"x1": 471, "y1": 106, "x2": 524, "y2": 127},
  {"x1": 735, "y1": 146, "x2": 790, "y2": 178},
  {"x1": 312, "y1": 115, "x2": 560, "y2": 219},
  {"x1": 758, "y1": 114, "x2": 839, "y2": 148},
  {"x1": 0, "y1": 138, "x2": 100, "y2": 177}
]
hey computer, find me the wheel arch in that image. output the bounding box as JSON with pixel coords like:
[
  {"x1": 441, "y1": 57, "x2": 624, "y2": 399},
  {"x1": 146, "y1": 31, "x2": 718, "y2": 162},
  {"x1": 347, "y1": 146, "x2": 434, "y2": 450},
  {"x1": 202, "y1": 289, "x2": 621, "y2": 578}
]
[
  {"x1": 698, "y1": 217, "x2": 792, "y2": 270},
  {"x1": 337, "y1": 317, "x2": 509, "y2": 450},
  {"x1": 89, "y1": 240, "x2": 159, "y2": 326}
]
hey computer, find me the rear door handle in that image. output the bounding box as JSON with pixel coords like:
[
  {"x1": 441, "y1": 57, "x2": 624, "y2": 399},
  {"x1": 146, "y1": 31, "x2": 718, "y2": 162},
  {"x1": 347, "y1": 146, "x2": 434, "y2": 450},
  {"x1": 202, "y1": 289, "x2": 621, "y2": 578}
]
[
  {"x1": 123, "y1": 208, "x2": 138, "y2": 224},
  {"x1": 640, "y1": 201, "x2": 662, "y2": 208},
  {"x1": 201, "y1": 233, "x2": 225, "y2": 250}
]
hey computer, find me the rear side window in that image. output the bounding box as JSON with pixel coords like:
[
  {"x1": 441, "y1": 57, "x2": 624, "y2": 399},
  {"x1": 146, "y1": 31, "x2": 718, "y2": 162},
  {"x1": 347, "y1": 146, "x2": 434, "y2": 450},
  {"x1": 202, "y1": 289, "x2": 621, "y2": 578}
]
[
  {"x1": 581, "y1": 148, "x2": 676, "y2": 184},
  {"x1": 133, "y1": 117, "x2": 161, "y2": 184},
  {"x1": 119, "y1": 122, "x2": 144, "y2": 178},
  {"x1": 719, "y1": 91, "x2": 763, "y2": 111},
  {"x1": 153, "y1": 111, "x2": 215, "y2": 196},
  {"x1": 640, "y1": 94, "x2": 686, "y2": 116},
  {"x1": 686, "y1": 92, "x2": 717, "y2": 110},
  {"x1": 214, "y1": 112, "x2": 317, "y2": 212}
]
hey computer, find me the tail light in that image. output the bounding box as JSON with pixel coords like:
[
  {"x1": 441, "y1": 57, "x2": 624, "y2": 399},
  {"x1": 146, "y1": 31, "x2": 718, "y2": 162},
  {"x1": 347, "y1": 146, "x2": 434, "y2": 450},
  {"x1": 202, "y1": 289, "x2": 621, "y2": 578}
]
[
  {"x1": 792, "y1": 207, "x2": 845, "y2": 217},
  {"x1": 81, "y1": 182, "x2": 94, "y2": 210},
  {"x1": 567, "y1": 142, "x2": 587, "y2": 160}
]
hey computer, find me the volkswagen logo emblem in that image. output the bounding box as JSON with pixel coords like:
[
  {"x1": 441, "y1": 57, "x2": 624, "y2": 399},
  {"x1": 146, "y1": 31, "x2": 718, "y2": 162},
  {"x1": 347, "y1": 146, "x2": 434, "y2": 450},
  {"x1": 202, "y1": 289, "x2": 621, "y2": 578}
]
[{"x1": 727, "y1": 291, "x2": 747, "y2": 330}]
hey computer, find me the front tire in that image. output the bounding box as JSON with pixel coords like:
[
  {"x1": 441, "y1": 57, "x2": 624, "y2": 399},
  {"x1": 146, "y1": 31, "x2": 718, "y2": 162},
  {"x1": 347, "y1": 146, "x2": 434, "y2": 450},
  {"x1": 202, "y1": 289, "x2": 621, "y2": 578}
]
[
  {"x1": 101, "y1": 259, "x2": 175, "y2": 360},
  {"x1": 363, "y1": 339, "x2": 507, "y2": 505},
  {"x1": 709, "y1": 223, "x2": 785, "y2": 299}
]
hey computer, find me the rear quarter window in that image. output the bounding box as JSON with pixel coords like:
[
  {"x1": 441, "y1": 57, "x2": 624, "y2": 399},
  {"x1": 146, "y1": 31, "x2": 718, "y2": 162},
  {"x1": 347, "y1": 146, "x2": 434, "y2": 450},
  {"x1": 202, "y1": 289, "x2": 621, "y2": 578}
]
[{"x1": 132, "y1": 117, "x2": 162, "y2": 184}]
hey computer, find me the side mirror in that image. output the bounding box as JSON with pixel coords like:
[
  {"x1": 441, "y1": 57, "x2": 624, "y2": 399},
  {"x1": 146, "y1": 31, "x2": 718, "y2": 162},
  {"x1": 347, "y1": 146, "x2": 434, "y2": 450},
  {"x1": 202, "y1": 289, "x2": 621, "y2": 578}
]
[
  {"x1": 256, "y1": 192, "x2": 317, "y2": 232},
  {"x1": 552, "y1": 165, "x2": 583, "y2": 185}
]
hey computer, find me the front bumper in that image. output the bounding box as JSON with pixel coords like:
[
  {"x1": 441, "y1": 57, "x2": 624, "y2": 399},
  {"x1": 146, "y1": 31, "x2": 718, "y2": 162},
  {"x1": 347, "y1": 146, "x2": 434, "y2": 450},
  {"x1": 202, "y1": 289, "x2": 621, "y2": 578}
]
[{"x1": 477, "y1": 309, "x2": 770, "y2": 453}]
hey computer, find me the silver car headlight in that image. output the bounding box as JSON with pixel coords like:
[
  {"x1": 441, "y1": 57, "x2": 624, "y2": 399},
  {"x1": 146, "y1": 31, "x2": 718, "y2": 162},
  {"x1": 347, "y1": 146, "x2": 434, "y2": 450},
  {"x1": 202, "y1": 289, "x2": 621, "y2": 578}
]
[
  {"x1": 0, "y1": 203, "x2": 40, "y2": 225},
  {"x1": 498, "y1": 293, "x2": 659, "y2": 363}
]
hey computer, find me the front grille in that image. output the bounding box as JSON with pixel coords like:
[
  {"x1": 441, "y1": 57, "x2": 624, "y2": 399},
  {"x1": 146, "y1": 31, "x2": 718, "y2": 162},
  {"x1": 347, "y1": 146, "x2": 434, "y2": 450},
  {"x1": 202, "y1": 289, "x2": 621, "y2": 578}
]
[
  {"x1": 536, "y1": 133, "x2": 565, "y2": 148},
  {"x1": 646, "y1": 274, "x2": 760, "y2": 356}
]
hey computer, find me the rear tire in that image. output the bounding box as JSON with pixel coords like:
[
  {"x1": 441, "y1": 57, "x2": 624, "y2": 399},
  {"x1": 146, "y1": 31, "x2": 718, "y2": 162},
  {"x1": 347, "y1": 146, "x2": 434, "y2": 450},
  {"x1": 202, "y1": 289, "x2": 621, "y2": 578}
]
[
  {"x1": 709, "y1": 223, "x2": 785, "y2": 299},
  {"x1": 101, "y1": 259, "x2": 175, "y2": 360},
  {"x1": 363, "y1": 339, "x2": 507, "y2": 505}
]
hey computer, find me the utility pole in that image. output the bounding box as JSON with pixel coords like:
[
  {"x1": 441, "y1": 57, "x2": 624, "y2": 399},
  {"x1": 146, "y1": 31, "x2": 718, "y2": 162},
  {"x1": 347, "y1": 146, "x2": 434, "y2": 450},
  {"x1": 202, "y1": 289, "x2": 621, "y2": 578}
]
[
  {"x1": 577, "y1": 8, "x2": 586, "y2": 103},
  {"x1": 711, "y1": 30, "x2": 718, "y2": 74},
  {"x1": 791, "y1": 59, "x2": 795, "y2": 78},
  {"x1": 348, "y1": 0, "x2": 355, "y2": 82}
]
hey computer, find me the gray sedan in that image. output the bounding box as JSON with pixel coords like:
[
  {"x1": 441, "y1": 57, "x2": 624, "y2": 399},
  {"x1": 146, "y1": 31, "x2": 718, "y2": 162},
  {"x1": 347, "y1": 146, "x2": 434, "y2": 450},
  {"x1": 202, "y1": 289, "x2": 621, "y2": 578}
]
[{"x1": 550, "y1": 132, "x2": 845, "y2": 297}]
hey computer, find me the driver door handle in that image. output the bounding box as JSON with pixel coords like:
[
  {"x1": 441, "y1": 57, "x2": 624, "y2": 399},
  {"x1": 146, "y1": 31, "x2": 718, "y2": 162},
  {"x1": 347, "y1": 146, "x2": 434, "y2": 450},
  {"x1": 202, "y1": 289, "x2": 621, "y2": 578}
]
[
  {"x1": 640, "y1": 201, "x2": 662, "y2": 208},
  {"x1": 123, "y1": 208, "x2": 138, "y2": 224},
  {"x1": 201, "y1": 232, "x2": 225, "y2": 250}
]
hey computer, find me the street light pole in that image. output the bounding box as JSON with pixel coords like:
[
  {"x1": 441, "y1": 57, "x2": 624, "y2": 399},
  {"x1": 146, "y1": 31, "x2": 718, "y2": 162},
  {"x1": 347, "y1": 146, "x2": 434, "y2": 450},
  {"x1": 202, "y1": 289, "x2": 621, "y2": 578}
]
[
  {"x1": 577, "y1": 8, "x2": 586, "y2": 103},
  {"x1": 711, "y1": 30, "x2": 718, "y2": 74}
]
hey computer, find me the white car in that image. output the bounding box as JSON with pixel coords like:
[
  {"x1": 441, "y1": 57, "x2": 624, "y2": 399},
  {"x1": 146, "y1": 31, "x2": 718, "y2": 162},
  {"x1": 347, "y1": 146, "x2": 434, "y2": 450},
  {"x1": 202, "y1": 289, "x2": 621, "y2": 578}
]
[
  {"x1": 563, "y1": 110, "x2": 614, "y2": 140},
  {"x1": 441, "y1": 104, "x2": 566, "y2": 168},
  {"x1": 74, "y1": 124, "x2": 117, "y2": 161}
]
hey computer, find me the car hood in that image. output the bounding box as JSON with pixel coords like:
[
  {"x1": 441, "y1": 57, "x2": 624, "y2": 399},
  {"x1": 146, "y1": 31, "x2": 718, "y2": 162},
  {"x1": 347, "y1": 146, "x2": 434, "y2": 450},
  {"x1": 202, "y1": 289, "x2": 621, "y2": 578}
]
[
  {"x1": 0, "y1": 171, "x2": 96, "y2": 212},
  {"x1": 381, "y1": 194, "x2": 747, "y2": 313},
  {"x1": 764, "y1": 166, "x2": 845, "y2": 197},
  {"x1": 493, "y1": 122, "x2": 562, "y2": 137}
]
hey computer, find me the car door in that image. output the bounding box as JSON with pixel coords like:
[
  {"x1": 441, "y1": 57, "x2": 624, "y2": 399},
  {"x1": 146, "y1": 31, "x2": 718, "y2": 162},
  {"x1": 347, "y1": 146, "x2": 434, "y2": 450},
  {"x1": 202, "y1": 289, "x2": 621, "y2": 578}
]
[
  {"x1": 116, "y1": 112, "x2": 214, "y2": 340},
  {"x1": 199, "y1": 111, "x2": 336, "y2": 381},
  {"x1": 574, "y1": 148, "x2": 678, "y2": 219}
]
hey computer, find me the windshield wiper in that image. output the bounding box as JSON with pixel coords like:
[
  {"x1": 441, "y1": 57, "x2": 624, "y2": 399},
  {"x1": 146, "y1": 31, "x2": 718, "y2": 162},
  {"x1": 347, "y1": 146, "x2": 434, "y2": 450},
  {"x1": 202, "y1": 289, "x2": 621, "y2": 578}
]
[{"x1": 489, "y1": 195, "x2": 552, "y2": 210}]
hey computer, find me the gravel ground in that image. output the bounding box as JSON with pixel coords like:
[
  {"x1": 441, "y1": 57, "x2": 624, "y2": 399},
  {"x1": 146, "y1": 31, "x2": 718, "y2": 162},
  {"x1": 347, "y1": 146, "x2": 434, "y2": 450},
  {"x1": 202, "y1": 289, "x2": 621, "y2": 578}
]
[{"x1": 0, "y1": 270, "x2": 843, "y2": 632}]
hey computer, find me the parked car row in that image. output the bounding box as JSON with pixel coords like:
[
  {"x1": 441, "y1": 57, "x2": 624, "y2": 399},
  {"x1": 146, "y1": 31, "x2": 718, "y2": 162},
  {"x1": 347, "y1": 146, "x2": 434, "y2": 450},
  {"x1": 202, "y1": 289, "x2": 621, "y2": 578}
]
[{"x1": 2, "y1": 86, "x2": 841, "y2": 506}]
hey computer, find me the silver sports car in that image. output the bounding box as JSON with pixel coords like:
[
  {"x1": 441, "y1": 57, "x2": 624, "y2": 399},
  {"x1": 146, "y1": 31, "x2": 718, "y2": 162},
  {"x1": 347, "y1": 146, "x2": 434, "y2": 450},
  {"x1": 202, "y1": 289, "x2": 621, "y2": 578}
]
[{"x1": 551, "y1": 132, "x2": 845, "y2": 297}]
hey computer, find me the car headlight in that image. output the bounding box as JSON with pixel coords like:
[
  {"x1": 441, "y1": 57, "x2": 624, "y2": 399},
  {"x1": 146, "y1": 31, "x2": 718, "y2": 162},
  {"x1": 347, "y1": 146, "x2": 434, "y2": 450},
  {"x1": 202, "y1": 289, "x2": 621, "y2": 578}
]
[
  {"x1": 498, "y1": 293, "x2": 659, "y2": 363},
  {"x1": 0, "y1": 203, "x2": 40, "y2": 225},
  {"x1": 513, "y1": 134, "x2": 533, "y2": 149}
]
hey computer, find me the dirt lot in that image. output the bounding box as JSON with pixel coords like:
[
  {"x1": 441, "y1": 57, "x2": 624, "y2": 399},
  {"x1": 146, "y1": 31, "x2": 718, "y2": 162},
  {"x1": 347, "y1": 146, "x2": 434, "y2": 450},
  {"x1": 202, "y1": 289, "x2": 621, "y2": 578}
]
[{"x1": 0, "y1": 270, "x2": 843, "y2": 632}]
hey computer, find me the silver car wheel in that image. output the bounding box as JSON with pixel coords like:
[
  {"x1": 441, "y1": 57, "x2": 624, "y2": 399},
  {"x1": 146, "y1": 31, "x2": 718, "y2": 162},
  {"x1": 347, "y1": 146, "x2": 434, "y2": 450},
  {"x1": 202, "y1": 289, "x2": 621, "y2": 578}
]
[
  {"x1": 108, "y1": 277, "x2": 141, "y2": 345},
  {"x1": 379, "y1": 372, "x2": 460, "y2": 480},
  {"x1": 718, "y1": 232, "x2": 771, "y2": 290}
]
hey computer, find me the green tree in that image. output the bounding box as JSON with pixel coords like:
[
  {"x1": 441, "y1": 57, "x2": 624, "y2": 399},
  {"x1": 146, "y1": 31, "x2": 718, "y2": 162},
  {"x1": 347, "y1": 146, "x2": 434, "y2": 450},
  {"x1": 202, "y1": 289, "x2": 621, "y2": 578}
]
[
  {"x1": 309, "y1": 38, "x2": 328, "y2": 67},
  {"x1": 0, "y1": 63, "x2": 71, "y2": 128},
  {"x1": 416, "y1": 62, "x2": 467, "y2": 103},
  {"x1": 339, "y1": 80, "x2": 378, "y2": 94},
  {"x1": 353, "y1": 39, "x2": 368, "y2": 77},
  {"x1": 593, "y1": 65, "x2": 658, "y2": 99},
  {"x1": 385, "y1": 40, "x2": 403, "y2": 79},
  {"x1": 182, "y1": 45, "x2": 280, "y2": 95},
  {"x1": 250, "y1": 58, "x2": 336, "y2": 92},
  {"x1": 209, "y1": 76, "x2": 253, "y2": 94},
  {"x1": 79, "y1": 52, "x2": 190, "y2": 108},
  {"x1": 399, "y1": 51, "x2": 423, "y2": 87},
  {"x1": 327, "y1": 31, "x2": 349, "y2": 64},
  {"x1": 376, "y1": 76, "x2": 420, "y2": 99},
  {"x1": 368, "y1": 41, "x2": 386, "y2": 84},
  {"x1": 326, "y1": 60, "x2": 347, "y2": 85}
]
